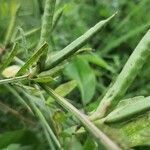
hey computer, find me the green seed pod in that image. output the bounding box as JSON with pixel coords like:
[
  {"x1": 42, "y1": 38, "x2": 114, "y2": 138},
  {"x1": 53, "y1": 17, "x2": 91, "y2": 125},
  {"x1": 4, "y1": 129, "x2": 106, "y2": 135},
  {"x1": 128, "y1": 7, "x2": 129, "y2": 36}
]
[{"x1": 104, "y1": 96, "x2": 150, "y2": 123}]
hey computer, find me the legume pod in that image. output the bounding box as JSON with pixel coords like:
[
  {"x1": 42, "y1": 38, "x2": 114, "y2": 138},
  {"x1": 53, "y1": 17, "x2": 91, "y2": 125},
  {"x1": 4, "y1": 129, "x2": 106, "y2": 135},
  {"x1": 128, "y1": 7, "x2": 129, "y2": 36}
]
[{"x1": 104, "y1": 96, "x2": 150, "y2": 123}]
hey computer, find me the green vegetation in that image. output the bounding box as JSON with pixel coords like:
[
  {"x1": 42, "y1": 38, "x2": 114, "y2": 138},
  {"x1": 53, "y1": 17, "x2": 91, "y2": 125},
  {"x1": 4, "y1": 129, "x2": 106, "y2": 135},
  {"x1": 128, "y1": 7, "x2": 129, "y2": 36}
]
[{"x1": 0, "y1": 0, "x2": 149, "y2": 149}]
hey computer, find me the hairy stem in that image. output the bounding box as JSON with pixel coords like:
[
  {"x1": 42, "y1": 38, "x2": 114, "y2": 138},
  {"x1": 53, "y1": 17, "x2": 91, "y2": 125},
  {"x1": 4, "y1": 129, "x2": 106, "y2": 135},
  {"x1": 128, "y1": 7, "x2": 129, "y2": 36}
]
[{"x1": 38, "y1": 0, "x2": 56, "y2": 70}]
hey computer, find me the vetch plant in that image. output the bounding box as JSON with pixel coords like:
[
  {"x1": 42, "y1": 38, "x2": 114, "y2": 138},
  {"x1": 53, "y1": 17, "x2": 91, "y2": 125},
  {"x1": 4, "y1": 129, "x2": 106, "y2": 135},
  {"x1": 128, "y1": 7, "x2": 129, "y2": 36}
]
[{"x1": 0, "y1": 0, "x2": 150, "y2": 149}]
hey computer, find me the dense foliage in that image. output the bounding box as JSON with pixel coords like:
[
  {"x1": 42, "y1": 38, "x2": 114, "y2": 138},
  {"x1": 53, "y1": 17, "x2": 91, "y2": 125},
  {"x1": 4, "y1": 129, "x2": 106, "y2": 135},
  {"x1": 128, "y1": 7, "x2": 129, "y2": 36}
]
[{"x1": 0, "y1": 0, "x2": 150, "y2": 149}]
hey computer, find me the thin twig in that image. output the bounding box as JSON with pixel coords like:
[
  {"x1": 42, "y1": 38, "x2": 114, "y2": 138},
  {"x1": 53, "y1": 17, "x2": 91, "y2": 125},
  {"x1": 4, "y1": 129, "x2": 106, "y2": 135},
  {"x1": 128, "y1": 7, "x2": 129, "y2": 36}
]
[{"x1": 0, "y1": 75, "x2": 29, "y2": 85}]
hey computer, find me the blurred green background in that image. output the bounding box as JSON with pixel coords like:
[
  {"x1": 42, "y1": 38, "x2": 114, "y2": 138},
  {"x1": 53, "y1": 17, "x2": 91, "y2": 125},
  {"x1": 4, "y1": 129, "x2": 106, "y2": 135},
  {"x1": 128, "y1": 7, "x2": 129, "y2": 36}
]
[{"x1": 0, "y1": 0, "x2": 150, "y2": 149}]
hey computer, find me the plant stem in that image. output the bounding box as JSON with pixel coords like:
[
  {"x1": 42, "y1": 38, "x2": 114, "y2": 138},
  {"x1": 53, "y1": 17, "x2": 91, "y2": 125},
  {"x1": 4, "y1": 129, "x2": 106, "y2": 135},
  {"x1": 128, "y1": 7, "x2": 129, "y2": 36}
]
[
  {"x1": 22, "y1": 91, "x2": 61, "y2": 149},
  {"x1": 32, "y1": 104, "x2": 61, "y2": 149},
  {"x1": 41, "y1": 84, "x2": 121, "y2": 150},
  {"x1": 14, "y1": 28, "x2": 40, "y2": 42},
  {"x1": 0, "y1": 75, "x2": 28, "y2": 85},
  {"x1": 90, "y1": 29, "x2": 150, "y2": 120},
  {"x1": 42, "y1": 123, "x2": 56, "y2": 150}
]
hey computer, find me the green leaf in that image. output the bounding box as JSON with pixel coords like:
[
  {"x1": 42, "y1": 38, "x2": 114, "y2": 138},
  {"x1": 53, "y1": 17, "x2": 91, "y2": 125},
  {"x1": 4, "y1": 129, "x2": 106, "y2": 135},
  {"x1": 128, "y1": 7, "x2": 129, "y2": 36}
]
[
  {"x1": 32, "y1": 76, "x2": 55, "y2": 83},
  {"x1": 79, "y1": 53, "x2": 114, "y2": 72},
  {"x1": 38, "y1": 64, "x2": 64, "y2": 78},
  {"x1": 47, "y1": 80, "x2": 77, "y2": 104},
  {"x1": 45, "y1": 13, "x2": 116, "y2": 70},
  {"x1": 65, "y1": 56, "x2": 96, "y2": 105},
  {"x1": 55, "y1": 80, "x2": 77, "y2": 97},
  {"x1": 83, "y1": 137, "x2": 96, "y2": 150},
  {"x1": 67, "y1": 136, "x2": 82, "y2": 150},
  {"x1": 16, "y1": 42, "x2": 48, "y2": 76},
  {"x1": 104, "y1": 96, "x2": 150, "y2": 123}
]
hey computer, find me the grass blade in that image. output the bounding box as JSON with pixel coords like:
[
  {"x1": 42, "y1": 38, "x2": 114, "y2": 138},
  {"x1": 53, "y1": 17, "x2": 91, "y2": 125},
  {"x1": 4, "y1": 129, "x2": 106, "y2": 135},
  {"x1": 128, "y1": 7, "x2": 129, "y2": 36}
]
[{"x1": 16, "y1": 42, "x2": 48, "y2": 76}]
